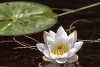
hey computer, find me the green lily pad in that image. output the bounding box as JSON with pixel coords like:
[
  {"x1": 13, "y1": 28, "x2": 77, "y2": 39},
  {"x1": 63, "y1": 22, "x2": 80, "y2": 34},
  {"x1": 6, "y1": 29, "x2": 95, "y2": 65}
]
[{"x1": 0, "y1": 2, "x2": 57, "y2": 36}]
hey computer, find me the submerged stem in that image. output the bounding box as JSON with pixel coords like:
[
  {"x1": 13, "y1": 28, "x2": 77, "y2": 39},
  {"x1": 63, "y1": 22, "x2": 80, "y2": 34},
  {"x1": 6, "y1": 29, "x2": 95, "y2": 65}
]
[
  {"x1": 78, "y1": 39, "x2": 100, "y2": 43},
  {"x1": 69, "y1": 19, "x2": 91, "y2": 33},
  {"x1": 24, "y1": 35, "x2": 40, "y2": 43},
  {"x1": 57, "y1": 2, "x2": 100, "y2": 17}
]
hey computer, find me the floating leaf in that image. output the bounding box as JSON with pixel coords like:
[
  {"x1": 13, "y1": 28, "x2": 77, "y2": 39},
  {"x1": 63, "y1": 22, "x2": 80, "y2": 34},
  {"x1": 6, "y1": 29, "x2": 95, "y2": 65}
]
[{"x1": 0, "y1": 2, "x2": 57, "y2": 35}]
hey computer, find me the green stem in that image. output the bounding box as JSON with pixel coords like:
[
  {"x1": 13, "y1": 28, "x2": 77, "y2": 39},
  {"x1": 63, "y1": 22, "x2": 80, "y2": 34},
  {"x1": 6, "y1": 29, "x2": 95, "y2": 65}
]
[
  {"x1": 52, "y1": 8, "x2": 73, "y2": 12},
  {"x1": 56, "y1": 2, "x2": 100, "y2": 17}
]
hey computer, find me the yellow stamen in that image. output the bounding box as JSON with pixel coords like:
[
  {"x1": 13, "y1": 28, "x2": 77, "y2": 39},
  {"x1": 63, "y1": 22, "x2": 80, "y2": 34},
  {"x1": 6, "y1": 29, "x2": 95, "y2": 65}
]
[{"x1": 52, "y1": 44, "x2": 68, "y2": 55}]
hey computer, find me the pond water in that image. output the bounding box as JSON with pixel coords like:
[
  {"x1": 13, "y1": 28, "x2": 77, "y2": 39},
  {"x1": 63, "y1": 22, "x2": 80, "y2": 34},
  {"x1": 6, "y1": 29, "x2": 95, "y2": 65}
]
[{"x1": 0, "y1": 0, "x2": 100, "y2": 67}]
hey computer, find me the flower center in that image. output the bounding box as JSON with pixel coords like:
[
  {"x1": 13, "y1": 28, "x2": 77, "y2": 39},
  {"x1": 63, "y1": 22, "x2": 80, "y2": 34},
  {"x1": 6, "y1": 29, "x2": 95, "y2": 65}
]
[{"x1": 52, "y1": 44, "x2": 68, "y2": 55}]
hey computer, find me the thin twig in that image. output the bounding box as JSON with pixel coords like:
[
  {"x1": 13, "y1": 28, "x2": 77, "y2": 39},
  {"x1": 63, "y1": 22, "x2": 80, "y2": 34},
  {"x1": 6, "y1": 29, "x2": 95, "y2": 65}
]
[
  {"x1": 0, "y1": 40, "x2": 15, "y2": 43},
  {"x1": 13, "y1": 36, "x2": 28, "y2": 47},
  {"x1": 57, "y1": 2, "x2": 100, "y2": 17},
  {"x1": 69, "y1": 19, "x2": 92, "y2": 33},
  {"x1": 14, "y1": 46, "x2": 38, "y2": 50},
  {"x1": 69, "y1": 19, "x2": 84, "y2": 33},
  {"x1": 66, "y1": 26, "x2": 75, "y2": 32},
  {"x1": 24, "y1": 35, "x2": 40, "y2": 43},
  {"x1": 13, "y1": 36, "x2": 37, "y2": 50},
  {"x1": 79, "y1": 39, "x2": 100, "y2": 43}
]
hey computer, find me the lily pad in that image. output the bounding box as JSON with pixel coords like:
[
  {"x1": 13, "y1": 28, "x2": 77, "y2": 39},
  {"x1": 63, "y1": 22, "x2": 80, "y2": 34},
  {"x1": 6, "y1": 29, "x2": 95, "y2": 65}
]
[{"x1": 0, "y1": 2, "x2": 57, "y2": 35}]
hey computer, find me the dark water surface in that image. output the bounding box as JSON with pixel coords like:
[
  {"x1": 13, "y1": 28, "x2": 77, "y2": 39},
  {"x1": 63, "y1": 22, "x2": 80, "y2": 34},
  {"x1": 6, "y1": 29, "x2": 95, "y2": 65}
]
[{"x1": 0, "y1": 0, "x2": 100, "y2": 67}]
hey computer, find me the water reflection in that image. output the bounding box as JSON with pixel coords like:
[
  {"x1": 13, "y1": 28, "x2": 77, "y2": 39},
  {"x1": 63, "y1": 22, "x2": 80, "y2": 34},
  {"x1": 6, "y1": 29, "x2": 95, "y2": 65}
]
[{"x1": 38, "y1": 61, "x2": 81, "y2": 67}]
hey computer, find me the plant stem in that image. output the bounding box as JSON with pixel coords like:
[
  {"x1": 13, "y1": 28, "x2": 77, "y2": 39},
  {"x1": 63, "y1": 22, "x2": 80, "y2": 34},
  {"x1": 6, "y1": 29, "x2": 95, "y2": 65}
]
[
  {"x1": 57, "y1": 2, "x2": 100, "y2": 17},
  {"x1": 52, "y1": 8, "x2": 73, "y2": 11}
]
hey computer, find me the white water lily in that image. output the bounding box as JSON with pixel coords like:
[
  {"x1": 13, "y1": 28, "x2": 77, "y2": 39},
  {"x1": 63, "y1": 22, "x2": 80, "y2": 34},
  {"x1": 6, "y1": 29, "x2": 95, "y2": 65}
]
[{"x1": 36, "y1": 26, "x2": 83, "y2": 64}]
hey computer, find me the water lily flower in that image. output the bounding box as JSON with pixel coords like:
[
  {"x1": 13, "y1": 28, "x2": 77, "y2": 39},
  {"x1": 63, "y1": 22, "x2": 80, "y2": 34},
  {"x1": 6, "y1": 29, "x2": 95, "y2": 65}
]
[{"x1": 36, "y1": 26, "x2": 83, "y2": 64}]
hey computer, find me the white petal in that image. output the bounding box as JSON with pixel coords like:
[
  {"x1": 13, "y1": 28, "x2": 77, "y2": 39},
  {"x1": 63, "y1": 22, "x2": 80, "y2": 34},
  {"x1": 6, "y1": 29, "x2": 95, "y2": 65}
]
[
  {"x1": 49, "y1": 50, "x2": 60, "y2": 59},
  {"x1": 68, "y1": 30, "x2": 77, "y2": 47},
  {"x1": 73, "y1": 30, "x2": 77, "y2": 42},
  {"x1": 67, "y1": 54, "x2": 78, "y2": 63},
  {"x1": 48, "y1": 46, "x2": 60, "y2": 59},
  {"x1": 56, "y1": 26, "x2": 67, "y2": 39},
  {"x1": 42, "y1": 56, "x2": 55, "y2": 62},
  {"x1": 55, "y1": 37, "x2": 70, "y2": 50},
  {"x1": 73, "y1": 41, "x2": 83, "y2": 52},
  {"x1": 68, "y1": 48, "x2": 77, "y2": 58},
  {"x1": 48, "y1": 30, "x2": 56, "y2": 40},
  {"x1": 36, "y1": 43, "x2": 47, "y2": 53},
  {"x1": 56, "y1": 58, "x2": 67, "y2": 64},
  {"x1": 43, "y1": 50, "x2": 52, "y2": 59},
  {"x1": 68, "y1": 41, "x2": 83, "y2": 57},
  {"x1": 55, "y1": 37, "x2": 67, "y2": 45},
  {"x1": 43, "y1": 31, "x2": 48, "y2": 44},
  {"x1": 46, "y1": 36, "x2": 55, "y2": 45},
  {"x1": 68, "y1": 38, "x2": 73, "y2": 46},
  {"x1": 61, "y1": 52, "x2": 69, "y2": 58},
  {"x1": 68, "y1": 33, "x2": 74, "y2": 45},
  {"x1": 48, "y1": 45, "x2": 53, "y2": 53}
]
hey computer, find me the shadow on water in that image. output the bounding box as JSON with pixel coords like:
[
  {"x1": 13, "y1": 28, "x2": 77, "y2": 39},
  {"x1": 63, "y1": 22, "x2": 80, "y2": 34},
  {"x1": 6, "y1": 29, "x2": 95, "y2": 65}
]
[{"x1": 0, "y1": 0, "x2": 100, "y2": 67}]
